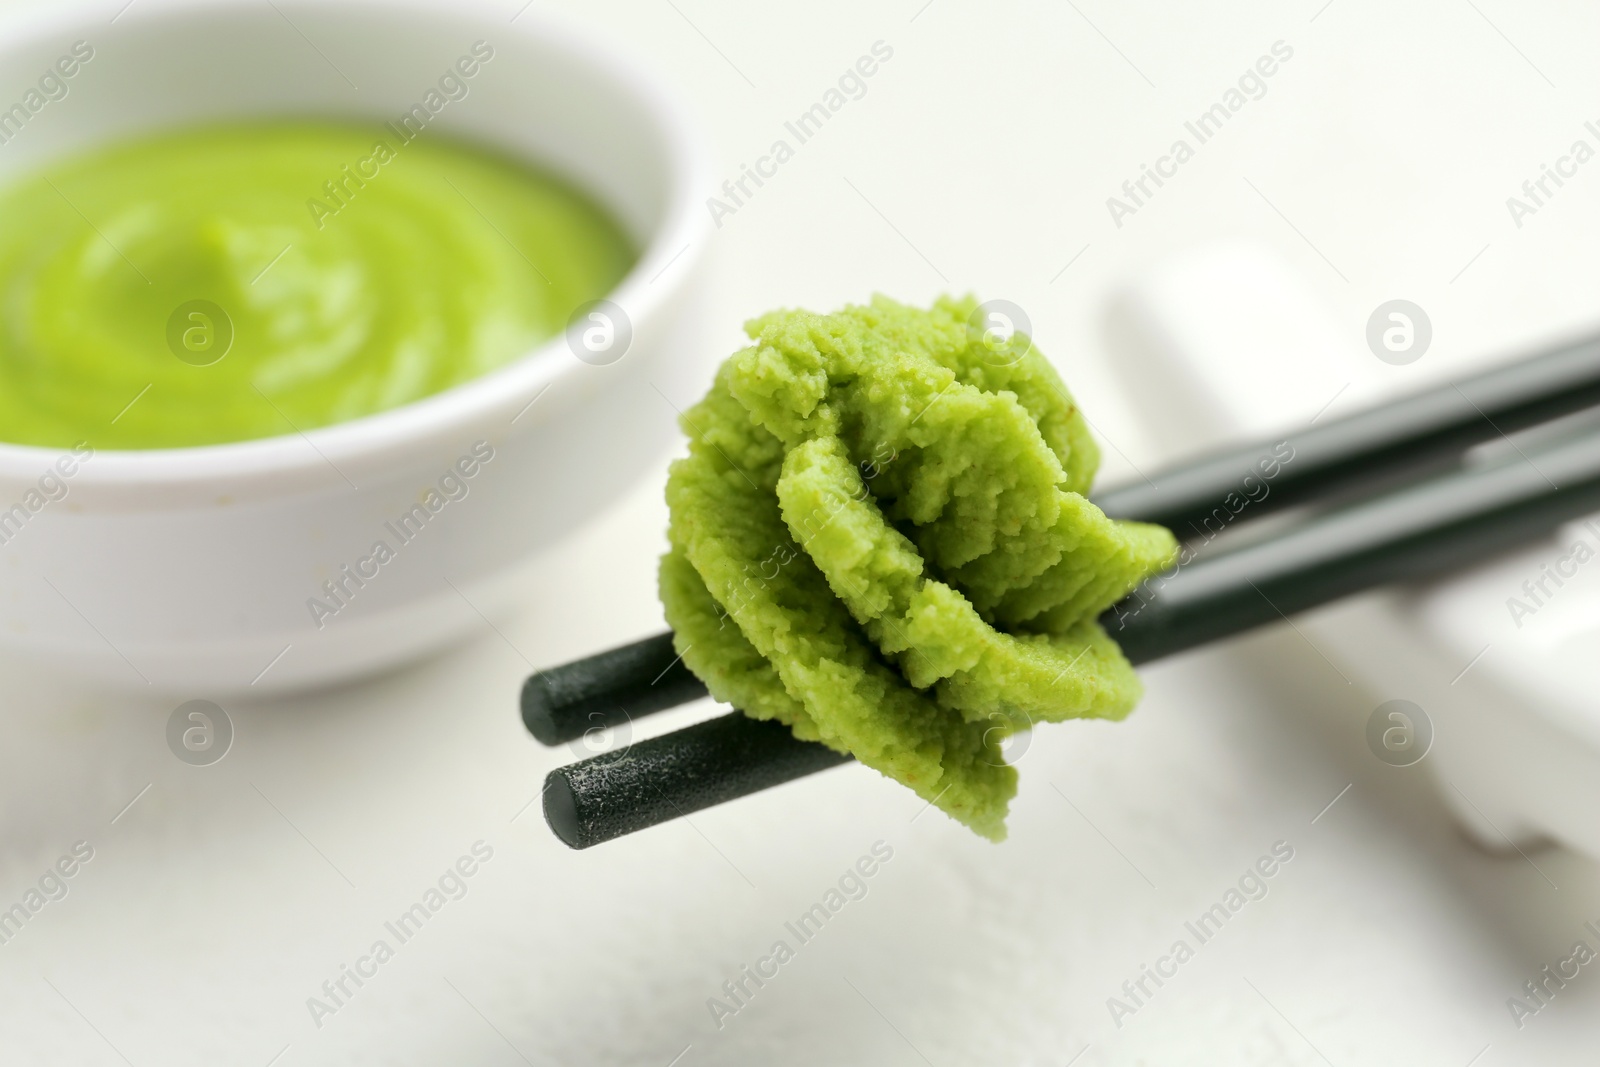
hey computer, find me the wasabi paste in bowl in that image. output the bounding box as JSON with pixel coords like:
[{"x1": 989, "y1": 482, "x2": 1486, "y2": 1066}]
[
  {"x1": 0, "y1": 0, "x2": 711, "y2": 691},
  {"x1": 0, "y1": 120, "x2": 636, "y2": 450}
]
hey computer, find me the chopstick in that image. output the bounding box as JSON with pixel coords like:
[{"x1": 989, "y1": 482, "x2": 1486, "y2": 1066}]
[
  {"x1": 526, "y1": 329, "x2": 1600, "y2": 848},
  {"x1": 521, "y1": 631, "x2": 706, "y2": 746},
  {"x1": 539, "y1": 429, "x2": 1600, "y2": 848},
  {"x1": 1093, "y1": 326, "x2": 1600, "y2": 530},
  {"x1": 542, "y1": 711, "x2": 853, "y2": 850},
  {"x1": 523, "y1": 327, "x2": 1600, "y2": 747}
]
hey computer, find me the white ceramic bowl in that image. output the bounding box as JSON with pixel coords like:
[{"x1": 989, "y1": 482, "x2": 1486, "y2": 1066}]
[{"x1": 0, "y1": 0, "x2": 711, "y2": 692}]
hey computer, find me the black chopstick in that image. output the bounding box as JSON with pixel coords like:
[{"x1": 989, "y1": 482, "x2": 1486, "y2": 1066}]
[
  {"x1": 522, "y1": 631, "x2": 706, "y2": 745},
  {"x1": 1092, "y1": 324, "x2": 1600, "y2": 531},
  {"x1": 524, "y1": 325, "x2": 1600, "y2": 749},
  {"x1": 543, "y1": 711, "x2": 852, "y2": 849},
  {"x1": 537, "y1": 425, "x2": 1600, "y2": 848},
  {"x1": 527, "y1": 326, "x2": 1600, "y2": 848}
]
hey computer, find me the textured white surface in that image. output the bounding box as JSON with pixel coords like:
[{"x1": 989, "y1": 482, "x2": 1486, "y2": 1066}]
[{"x1": 2, "y1": 0, "x2": 1600, "y2": 1063}]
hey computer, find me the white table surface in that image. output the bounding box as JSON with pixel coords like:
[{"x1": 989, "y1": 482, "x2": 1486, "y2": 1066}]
[{"x1": 3, "y1": 0, "x2": 1600, "y2": 1063}]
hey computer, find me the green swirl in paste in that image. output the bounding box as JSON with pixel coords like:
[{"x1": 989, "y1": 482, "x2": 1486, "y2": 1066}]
[{"x1": 0, "y1": 121, "x2": 633, "y2": 449}]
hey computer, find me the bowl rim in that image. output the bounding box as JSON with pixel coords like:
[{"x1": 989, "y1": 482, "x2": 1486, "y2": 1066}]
[{"x1": 0, "y1": 0, "x2": 712, "y2": 492}]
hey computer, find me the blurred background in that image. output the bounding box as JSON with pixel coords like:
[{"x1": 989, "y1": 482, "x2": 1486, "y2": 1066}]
[{"x1": 2, "y1": 0, "x2": 1599, "y2": 1063}]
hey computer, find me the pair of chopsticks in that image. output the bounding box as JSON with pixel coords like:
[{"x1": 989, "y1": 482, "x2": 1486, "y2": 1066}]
[{"x1": 525, "y1": 328, "x2": 1600, "y2": 849}]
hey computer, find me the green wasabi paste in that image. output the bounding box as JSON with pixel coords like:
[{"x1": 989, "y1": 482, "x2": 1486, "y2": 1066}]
[
  {"x1": 660, "y1": 296, "x2": 1177, "y2": 840},
  {"x1": 0, "y1": 121, "x2": 633, "y2": 449}
]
